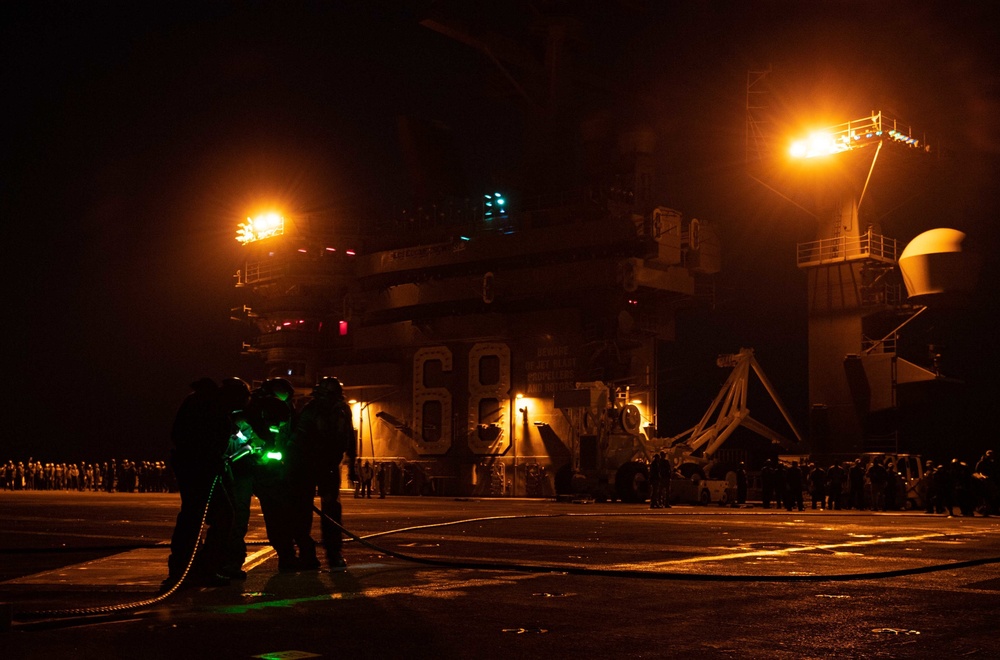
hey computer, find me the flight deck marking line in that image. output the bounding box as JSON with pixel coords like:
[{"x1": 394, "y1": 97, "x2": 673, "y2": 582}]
[
  {"x1": 372, "y1": 532, "x2": 695, "y2": 553},
  {"x1": 364, "y1": 528, "x2": 995, "y2": 555},
  {"x1": 243, "y1": 547, "x2": 277, "y2": 572},
  {"x1": 0, "y1": 529, "x2": 172, "y2": 542},
  {"x1": 610, "y1": 532, "x2": 954, "y2": 568}
]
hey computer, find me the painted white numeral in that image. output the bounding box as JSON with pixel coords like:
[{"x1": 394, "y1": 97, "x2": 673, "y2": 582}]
[
  {"x1": 468, "y1": 342, "x2": 510, "y2": 454},
  {"x1": 412, "y1": 346, "x2": 453, "y2": 454}
]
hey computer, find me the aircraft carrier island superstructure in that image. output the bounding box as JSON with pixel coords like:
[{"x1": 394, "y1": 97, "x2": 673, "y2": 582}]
[{"x1": 234, "y1": 189, "x2": 720, "y2": 498}]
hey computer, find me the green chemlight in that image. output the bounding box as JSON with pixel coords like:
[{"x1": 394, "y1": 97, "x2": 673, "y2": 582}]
[
  {"x1": 211, "y1": 592, "x2": 356, "y2": 614},
  {"x1": 265, "y1": 451, "x2": 283, "y2": 461}
]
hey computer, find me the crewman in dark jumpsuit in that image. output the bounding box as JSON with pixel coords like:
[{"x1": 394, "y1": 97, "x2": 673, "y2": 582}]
[
  {"x1": 163, "y1": 377, "x2": 249, "y2": 590},
  {"x1": 225, "y1": 378, "x2": 319, "y2": 574},
  {"x1": 290, "y1": 377, "x2": 357, "y2": 570}
]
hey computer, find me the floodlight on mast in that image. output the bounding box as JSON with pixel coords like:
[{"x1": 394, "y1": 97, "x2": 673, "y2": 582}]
[
  {"x1": 788, "y1": 112, "x2": 927, "y2": 160},
  {"x1": 236, "y1": 212, "x2": 285, "y2": 244}
]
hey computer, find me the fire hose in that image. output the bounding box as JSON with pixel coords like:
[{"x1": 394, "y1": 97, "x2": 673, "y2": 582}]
[{"x1": 9, "y1": 475, "x2": 223, "y2": 628}]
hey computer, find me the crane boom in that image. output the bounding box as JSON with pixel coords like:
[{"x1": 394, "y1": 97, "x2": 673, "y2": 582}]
[{"x1": 669, "y1": 348, "x2": 802, "y2": 458}]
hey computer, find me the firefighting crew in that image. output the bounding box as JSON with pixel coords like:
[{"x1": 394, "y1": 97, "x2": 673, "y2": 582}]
[
  {"x1": 266, "y1": 378, "x2": 322, "y2": 568},
  {"x1": 163, "y1": 377, "x2": 249, "y2": 591},
  {"x1": 162, "y1": 374, "x2": 359, "y2": 584},
  {"x1": 231, "y1": 378, "x2": 325, "y2": 574},
  {"x1": 224, "y1": 408, "x2": 259, "y2": 578},
  {"x1": 289, "y1": 376, "x2": 357, "y2": 570},
  {"x1": 224, "y1": 377, "x2": 318, "y2": 576}
]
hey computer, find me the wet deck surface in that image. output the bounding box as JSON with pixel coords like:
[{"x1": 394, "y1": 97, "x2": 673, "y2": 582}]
[{"x1": 3, "y1": 492, "x2": 1000, "y2": 658}]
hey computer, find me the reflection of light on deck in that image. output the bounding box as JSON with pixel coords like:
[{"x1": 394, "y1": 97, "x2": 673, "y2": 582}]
[
  {"x1": 209, "y1": 571, "x2": 539, "y2": 614},
  {"x1": 610, "y1": 532, "x2": 949, "y2": 570}
]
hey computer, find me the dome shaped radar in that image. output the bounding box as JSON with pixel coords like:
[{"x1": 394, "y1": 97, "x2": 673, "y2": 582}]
[{"x1": 898, "y1": 228, "x2": 981, "y2": 304}]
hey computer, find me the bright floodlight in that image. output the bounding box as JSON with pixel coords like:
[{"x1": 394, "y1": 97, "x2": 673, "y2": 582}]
[
  {"x1": 257, "y1": 212, "x2": 282, "y2": 230},
  {"x1": 789, "y1": 131, "x2": 848, "y2": 159},
  {"x1": 788, "y1": 112, "x2": 928, "y2": 160},
  {"x1": 236, "y1": 212, "x2": 286, "y2": 244}
]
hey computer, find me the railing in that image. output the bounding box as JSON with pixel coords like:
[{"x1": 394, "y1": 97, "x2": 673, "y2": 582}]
[
  {"x1": 861, "y1": 282, "x2": 902, "y2": 308},
  {"x1": 252, "y1": 330, "x2": 321, "y2": 349},
  {"x1": 797, "y1": 231, "x2": 897, "y2": 267},
  {"x1": 863, "y1": 306, "x2": 927, "y2": 356},
  {"x1": 820, "y1": 113, "x2": 886, "y2": 146},
  {"x1": 238, "y1": 260, "x2": 286, "y2": 286},
  {"x1": 791, "y1": 111, "x2": 929, "y2": 158},
  {"x1": 862, "y1": 335, "x2": 896, "y2": 355},
  {"x1": 237, "y1": 258, "x2": 353, "y2": 286}
]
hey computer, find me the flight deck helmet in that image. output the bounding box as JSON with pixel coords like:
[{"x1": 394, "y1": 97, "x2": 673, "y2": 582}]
[
  {"x1": 312, "y1": 376, "x2": 343, "y2": 399},
  {"x1": 220, "y1": 377, "x2": 251, "y2": 412},
  {"x1": 263, "y1": 377, "x2": 294, "y2": 401}
]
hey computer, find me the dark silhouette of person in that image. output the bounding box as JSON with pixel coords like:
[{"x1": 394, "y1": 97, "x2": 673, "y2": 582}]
[
  {"x1": 736, "y1": 462, "x2": 748, "y2": 505},
  {"x1": 976, "y1": 450, "x2": 996, "y2": 480},
  {"x1": 807, "y1": 463, "x2": 826, "y2": 509},
  {"x1": 760, "y1": 459, "x2": 775, "y2": 509},
  {"x1": 867, "y1": 459, "x2": 888, "y2": 511},
  {"x1": 163, "y1": 377, "x2": 249, "y2": 591},
  {"x1": 289, "y1": 377, "x2": 358, "y2": 570},
  {"x1": 659, "y1": 452, "x2": 673, "y2": 507},
  {"x1": 826, "y1": 462, "x2": 846, "y2": 510},
  {"x1": 849, "y1": 459, "x2": 866, "y2": 510},
  {"x1": 648, "y1": 453, "x2": 662, "y2": 508},
  {"x1": 774, "y1": 461, "x2": 788, "y2": 510},
  {"x1": 786, "y1": 461, "x2": 804, "y2": 511}
]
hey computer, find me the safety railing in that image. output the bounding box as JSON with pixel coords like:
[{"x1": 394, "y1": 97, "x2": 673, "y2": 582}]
[
  {"x1": 860, "y1": 281, "x2": 902, "y2": 308},
  {"x1": 797, "y1": 231, "x2": 897, "y2": 267},
  {"x1": 237, "y1": 260, "x2": 286, "y2": 286},
  {"x1": 862, "y1": 335, "x2": 897, "y2": 355},
  {"x1": 252, "y1": 330, "x2": 322, "y2": 349},
  {"x1": 790, "y1": 111, "x2": 929, "y2": 158},
  {"x1": 238, "y1": 258, "x2": 353, "y2": 286}
]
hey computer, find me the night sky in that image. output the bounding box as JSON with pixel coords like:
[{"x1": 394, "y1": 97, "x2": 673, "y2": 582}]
[{"x1": 3, "y1": 1, "x2": 998, "y2": 462}]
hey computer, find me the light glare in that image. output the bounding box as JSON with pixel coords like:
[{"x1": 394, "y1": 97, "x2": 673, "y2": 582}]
[
  {"x1": 789, "y1": 131, "x2": 847, "y2": 159},
  {"x1": 237, "y1": 213, "x2": 286, "y2": 244},
  {"x1": 788, "y1": 112, "x2": 929, "y2": 159}
]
